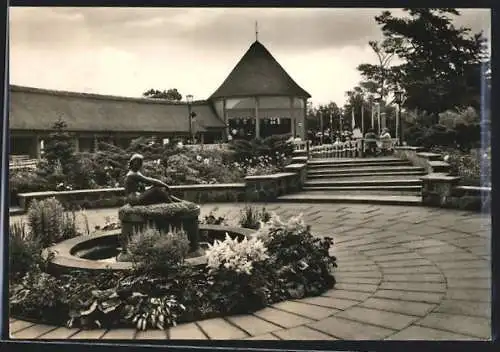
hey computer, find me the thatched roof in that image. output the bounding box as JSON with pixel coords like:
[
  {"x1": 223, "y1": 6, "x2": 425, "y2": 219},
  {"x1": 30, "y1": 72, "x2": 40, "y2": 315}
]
[
  {"x1": 9, "y1": 85, "x2": 225, "y2": 133},
  {"x1": 210, "y1": 40, "x2": 311, "y2": 100}
]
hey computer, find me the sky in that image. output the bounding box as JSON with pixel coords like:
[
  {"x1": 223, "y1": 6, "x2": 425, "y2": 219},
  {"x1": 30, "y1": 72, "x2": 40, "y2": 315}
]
[{"x1": 9, "y1": 7, "x2": 491, "y2": 107}]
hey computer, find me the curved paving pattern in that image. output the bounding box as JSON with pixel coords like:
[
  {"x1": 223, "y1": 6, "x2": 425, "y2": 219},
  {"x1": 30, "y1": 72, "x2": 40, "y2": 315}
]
[{"x1": 10, "y1": 203, "x2": 491, "y2": 340}]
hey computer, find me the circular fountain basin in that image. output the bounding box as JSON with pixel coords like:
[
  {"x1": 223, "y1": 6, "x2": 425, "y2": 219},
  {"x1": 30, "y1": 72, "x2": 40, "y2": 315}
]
[{"x1": 43, "y1": 225, "x2": 257, "y2": 276}]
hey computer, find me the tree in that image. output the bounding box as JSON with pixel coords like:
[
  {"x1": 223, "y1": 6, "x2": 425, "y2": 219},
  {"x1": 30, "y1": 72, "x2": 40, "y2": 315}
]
[
  {"x1": 143, "y1": 88, "x2": 183, "y2": 101},
  {"x1": 357, "y1": 38, "x2": 403, "y2": 102},
  {"x1": 43, "y1": 118, "x2": 76, "y2": 175},
  {"x1": 362, "y1": 9, "x2": 487, "y2": 121},
  {"x1": 306, "y1": 102, "x2": 341, "y2": 132}
]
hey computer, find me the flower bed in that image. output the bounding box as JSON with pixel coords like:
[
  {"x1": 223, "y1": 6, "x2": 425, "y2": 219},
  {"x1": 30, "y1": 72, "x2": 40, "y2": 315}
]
[
  {"x1": 10, "y1": 202, "x2": 337, "y2": 331},
  {"x1": 431, "y1": 147, "x2": 490, "y2": 187},
  {"x1": 10, "y1": 135, "x2": 295, "y2": 207}
]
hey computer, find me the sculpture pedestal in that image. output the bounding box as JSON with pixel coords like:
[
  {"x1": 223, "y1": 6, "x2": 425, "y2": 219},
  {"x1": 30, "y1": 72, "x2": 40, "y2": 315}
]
[{"x1": 117, "y1": 200, "x2": 201, "y2": 262}]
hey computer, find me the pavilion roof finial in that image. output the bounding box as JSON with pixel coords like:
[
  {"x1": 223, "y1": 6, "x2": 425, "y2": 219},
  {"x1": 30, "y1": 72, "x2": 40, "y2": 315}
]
[{"x1": 255, "y1": 21, "x2": 259, "y2": 41}]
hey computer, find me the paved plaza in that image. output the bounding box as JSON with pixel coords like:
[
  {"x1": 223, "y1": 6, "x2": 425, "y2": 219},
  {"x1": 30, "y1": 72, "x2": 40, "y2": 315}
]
[{"x1": 10, "y1": 202, "x2": 491, "y2": 340}]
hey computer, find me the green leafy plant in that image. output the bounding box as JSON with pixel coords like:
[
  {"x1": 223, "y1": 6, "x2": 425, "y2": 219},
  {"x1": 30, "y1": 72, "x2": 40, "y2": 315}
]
[
  {"x1": 254, "y1": 214, "x2": 337, "y2": 298},
  {"x1": 128, "y1": 226, "x2": 190, "y2": 274},
  {"x1": 238, "y1": 205, "x2": 272, "y2": 230},
  {"x1": 27, "y1": 197, "x2": 65, "y2": 247},
  {"x1": 10, "y1": 268, "x2": 67, "y2": 322},
  {"x1": 201, "y1": 207, "x2": 228, "y2": 225},
  {"x1": 10, "y1": 212, "x2": 338, "y2": 331},
  {"x1": 123, "y1": 294, "x2": 185, "y2": 330},
  {"x1": 9, "y1": 221, "x2": 45, "y2": 281},
  {"x1": 67, "y1": 288, "x2": 123, "y2": 329}
]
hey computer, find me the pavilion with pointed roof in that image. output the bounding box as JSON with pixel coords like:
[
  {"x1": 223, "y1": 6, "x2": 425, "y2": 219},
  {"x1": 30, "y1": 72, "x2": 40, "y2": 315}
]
[
  {"x1": 209, "y1": 40, "x2": 311, "y2": 140},
  {"x1": 9, "y1": 38, "x2": 311, "y2": 158}
]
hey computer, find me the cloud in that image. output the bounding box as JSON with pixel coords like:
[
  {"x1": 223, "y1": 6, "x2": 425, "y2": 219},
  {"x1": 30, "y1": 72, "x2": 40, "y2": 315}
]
[
  {"x1": 9, "y1": 7, "x2": 491, "y2": 106},
  {"x1": 10, "y1": 7, "x2": 490, "y2": 52}
]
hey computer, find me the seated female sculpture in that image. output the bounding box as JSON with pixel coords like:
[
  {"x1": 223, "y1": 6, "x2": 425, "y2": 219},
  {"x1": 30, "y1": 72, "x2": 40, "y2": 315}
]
[{"x1": 124, "y1": 153, "x2": 176, "y2": 206}]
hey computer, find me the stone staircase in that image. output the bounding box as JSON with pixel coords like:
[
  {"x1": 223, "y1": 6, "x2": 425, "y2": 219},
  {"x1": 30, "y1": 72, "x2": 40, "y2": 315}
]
[{"x1": 278, "y1": 157, "x2": 427, "y2": 205}]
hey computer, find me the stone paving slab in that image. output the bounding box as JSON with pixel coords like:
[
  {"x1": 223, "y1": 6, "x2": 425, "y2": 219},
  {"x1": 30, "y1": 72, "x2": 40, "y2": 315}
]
[
  {"x1": 446, "y1": 288, "x2": 491, "y2": 302},
  {"x1": 252, "y1": 307, "x2": 314, "y2": 328},
  {"x1": 272, "y1": 300, "x2": 340, "y2": 320},
  {"x1": 360, "y1": 298, "x2": 436, "y2": 317},
  {"x1": 226, "y1": 314, "x2": 282, "y2": 336},
  {"x1": 435, "y1": 299, "x2": 491, "y2": 318},
  {"x1": 196, "y1": 318, "x2": 248, "y2": 340},
  {"x1": 169, "y1": 322, "x2": 207, "y2": 340},
  {"x1": 415, "y1": 312, "x2": 491, "y2": 339},
  {"x1": 337, "y1": 306, "x2": 418, "y2": 330},
  {"x1": 386, "y1": 325, "x2": 480, "y2": 340},
  {"x1": 373, "y1": 290, "x2": 444, "y2": 304},
  {"x1": 273, "y1": 326, "x2": 337, "y2": 340},
  {"x1": 308, "y1": 316, "x2": 394, "y2": 340},
  {"x1": 10, "y1": 202, "x2": 491, "y2": 340}
]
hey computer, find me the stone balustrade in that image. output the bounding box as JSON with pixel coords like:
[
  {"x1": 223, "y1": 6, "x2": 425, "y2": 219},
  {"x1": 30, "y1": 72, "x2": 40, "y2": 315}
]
[{"x1": 394, "y1": 146, "x2": 450, "y2": 174}]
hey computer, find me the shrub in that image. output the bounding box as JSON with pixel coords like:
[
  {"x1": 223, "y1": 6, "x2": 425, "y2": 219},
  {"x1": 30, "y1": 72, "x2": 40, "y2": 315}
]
[
  {"x1": 27, "y1": 198, "x2": 65, "y2": 247},
  {"x1": 10, "y1": 268, "x2": 67, "y2": 322},
  {"x1": 9, "y1": 170, "x2": 51, "y2": 206},
  {"x1": 206, "y1": 234, "x2": 269, "y2": 275},
  {"x1": 9, "y1": 221, "x2": 45, "y2": 281},
  {"x1": 201, "y1": 208, "x2": 228, "y2": 225},
  {"x1": 128, "y1": 226, "x2": 190, "y2": 274},
  {"x1": 254, "y1": 213, "x2": 337, "y2": 298},
  {"x1": 434, "y1": 147, "x2": 487, "y2": 186},
  {"x1": 420, "y1": 124, "x2": 457, "y2": 149},
  {"x1": 239, "y1": 205, "x2": 271, "y2": 230},
  {"x1": 10, "y1": 212, "x2": 338, "y2": 331},
  {"x1": 123, "y1": 294, "x2": 185, "y2": 330}
]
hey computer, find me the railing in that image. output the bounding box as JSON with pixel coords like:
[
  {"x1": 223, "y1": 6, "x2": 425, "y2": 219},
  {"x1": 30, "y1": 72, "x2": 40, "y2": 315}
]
[
  {"x1": 184, "y1": 143, "x2": 230, "y2": 151},
  {"x1": 297, "y1": 138, "x2": 399, "y2": 159},
  {"x1": 9, "y1": 155, "x2": 38, "y2": 170}
]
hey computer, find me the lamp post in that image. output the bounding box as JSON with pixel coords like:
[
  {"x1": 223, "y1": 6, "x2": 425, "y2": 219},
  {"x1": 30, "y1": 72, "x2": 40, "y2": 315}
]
[
  {"x1": 319, "y1": 107, "x2": 325, "y2": 145},
  {"x1": 186, "y1": 94, "x2": 194, "y2": 144},
  {"x1": 329, "y1": 111, "x2": 333, "y2": 143},
  {"x1": 374, "y1": 97, "x2": 382, "y2": 135},
  {"x1": 394, "y1": 90, "x2": 404, "y2": 146}
]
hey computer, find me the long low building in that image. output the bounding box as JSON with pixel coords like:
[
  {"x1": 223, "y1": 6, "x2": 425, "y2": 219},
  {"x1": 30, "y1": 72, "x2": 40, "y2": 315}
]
[{"x1": 9, "y1": 39, "x2": 311, "y2": 158}]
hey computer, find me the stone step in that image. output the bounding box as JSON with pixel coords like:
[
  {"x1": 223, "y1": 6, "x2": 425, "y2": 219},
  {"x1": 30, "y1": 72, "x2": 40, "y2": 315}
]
[
  {"x1": 9, "y1": 207, "x2": 24, "y2": 216},
  {"x1": 277, "y1": 192, "x2": 422, "y2": 206},
  {"x1": 417, "y1": 152, "x2": 443, "y2": 161},
  {"x1": 308, "y1": 157, "x2": 403, "y2": 164},
  {"x1": 428, "y1": 161, "x2": 450, "y2": 173},
  {"x1": 305, "y1": 179, "x2": 422, "y2": 187},
  {"x1": 308, "y1": 164, "x2": 424, "y2": 173},
  {"x1": 303, "y1": 186, "x2": 422, "y2": 194},
  {"x1": 308, "y1": 165, "x2": 425, "y2": 175},
  {"x1": 307, "y1": 174, "x2": 426, "y2": 182},
  {"x1": 308, "y1": 159, "x2": 410, "y2": 169},
  {"x1": 308, "y1": 171, "x2": 427, "y2": 180}
]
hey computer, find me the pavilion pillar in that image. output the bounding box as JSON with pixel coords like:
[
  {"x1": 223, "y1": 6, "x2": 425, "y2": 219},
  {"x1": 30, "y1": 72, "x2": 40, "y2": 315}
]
[
  {"x1": 223, "y1": 99, "x2": 229, "y2": 141},
  {"x1": 33, "y1": 135, "x2": 41, "y2": 159},
  {"x1": 302, "y1": 98, "x2": 308, "y2": 140},
  {"x1": 254, "y1": 97, "x2": 260, "y2": 139},
  {"x1": 93, "y1": 135, "x2": 99, "y2": 152},
  {"x1": 73, "y1": 137, "x2": 80, "y2": 153},
  {"x1": 290, "y1": 97, "x2": 296, "y2": 137}
]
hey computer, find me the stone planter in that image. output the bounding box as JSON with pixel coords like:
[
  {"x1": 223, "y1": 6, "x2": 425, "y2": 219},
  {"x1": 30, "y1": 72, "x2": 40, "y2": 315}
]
[
  {"x1": 117, "y1": 200, "x2": 201, "y2": 261},
  {"x1": 421, "y1": 174, "x2": 461, "y2": 207}
]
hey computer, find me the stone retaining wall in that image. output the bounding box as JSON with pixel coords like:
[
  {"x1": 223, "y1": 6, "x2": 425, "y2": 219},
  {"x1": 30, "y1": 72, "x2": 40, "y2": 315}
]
[
  {"x1": 396, "y1": 146, "x2": 488, "y2": 212},
  {"x1": 17, "y1": 163, "x2": 307, "y2": 211},
  {"x1": 394, "y1": 146, "x2": 450, "y2": 173},
  {"x1": 421, "y1": 173, "x2": 491, "y2": 211}
]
